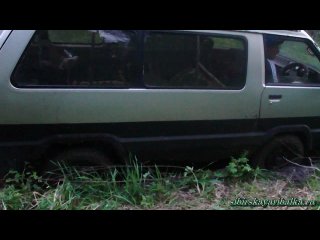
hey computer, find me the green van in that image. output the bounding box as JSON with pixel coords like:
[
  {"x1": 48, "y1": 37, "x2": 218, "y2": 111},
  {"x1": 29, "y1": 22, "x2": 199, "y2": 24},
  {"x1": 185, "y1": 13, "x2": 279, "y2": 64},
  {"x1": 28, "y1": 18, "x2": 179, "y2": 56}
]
[{"x1": 0, "y1": 30, "x2": 319, "y2": 176}]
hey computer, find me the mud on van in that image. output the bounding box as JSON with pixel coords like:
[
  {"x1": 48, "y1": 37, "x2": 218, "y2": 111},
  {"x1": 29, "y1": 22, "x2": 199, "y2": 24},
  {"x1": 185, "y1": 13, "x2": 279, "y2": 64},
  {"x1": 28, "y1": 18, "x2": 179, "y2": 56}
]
[{"x1": 1, "y1": 30, "x2": 320, "y2": 177}]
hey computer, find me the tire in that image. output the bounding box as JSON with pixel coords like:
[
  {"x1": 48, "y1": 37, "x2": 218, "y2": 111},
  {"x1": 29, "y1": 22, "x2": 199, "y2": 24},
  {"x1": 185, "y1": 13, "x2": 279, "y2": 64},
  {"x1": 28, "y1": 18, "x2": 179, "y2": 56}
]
[
  {"x1": 252, "y1": 135, "x2": 305, "y2": 170},
  {"x1": 43, "y1": 148, "x2": 111, "y2": 180}
]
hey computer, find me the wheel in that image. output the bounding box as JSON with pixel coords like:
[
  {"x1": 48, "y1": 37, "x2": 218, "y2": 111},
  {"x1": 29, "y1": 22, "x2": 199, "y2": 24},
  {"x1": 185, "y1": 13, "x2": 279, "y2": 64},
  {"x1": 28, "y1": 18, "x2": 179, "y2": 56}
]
[
  {"x1": 42, "y1": 148, "x2": 112, "y2": 180},
  {"x1": 252, "y1": 135, "x2": 305, "y2": 170}
]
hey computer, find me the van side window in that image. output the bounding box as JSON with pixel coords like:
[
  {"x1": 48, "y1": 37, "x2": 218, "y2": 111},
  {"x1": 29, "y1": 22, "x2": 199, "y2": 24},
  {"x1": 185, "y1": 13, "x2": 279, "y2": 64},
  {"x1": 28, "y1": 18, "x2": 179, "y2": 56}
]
[
  {"x1": 12, "y1": 30, "x2": 139, "y2": 88},
  {"x1": 143, "y1": 32, "x2": 247, "y2": 89},
  {"x1": 264, "y1": 35, "x2": 320, "y2": 85}
]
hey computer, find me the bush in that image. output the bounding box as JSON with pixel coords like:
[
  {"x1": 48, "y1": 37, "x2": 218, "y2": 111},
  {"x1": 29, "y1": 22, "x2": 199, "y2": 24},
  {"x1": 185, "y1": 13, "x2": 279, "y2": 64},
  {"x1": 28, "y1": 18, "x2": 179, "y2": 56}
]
[{"x1": 214, "y1": 152, "x2": 261, "y2": 180}]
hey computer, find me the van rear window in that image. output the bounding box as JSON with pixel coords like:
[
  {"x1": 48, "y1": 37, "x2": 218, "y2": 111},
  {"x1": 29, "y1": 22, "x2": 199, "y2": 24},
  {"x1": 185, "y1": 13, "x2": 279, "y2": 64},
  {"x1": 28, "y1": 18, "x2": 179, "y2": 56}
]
[
  {"x1": 143, "y1": 32, "x2": 247, "y2": 90},
  {"x1": 12, "y1": 30, "x2": 139, "y2": 88}
]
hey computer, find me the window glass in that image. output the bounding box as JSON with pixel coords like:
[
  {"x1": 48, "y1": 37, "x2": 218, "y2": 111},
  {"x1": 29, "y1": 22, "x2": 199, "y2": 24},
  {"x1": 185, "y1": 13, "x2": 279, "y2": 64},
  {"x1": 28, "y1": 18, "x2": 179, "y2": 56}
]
[
  {"x1": 280, "y1": 41, "x2": 320, "y2": 71},
  {"x1": 12, "y1": 30, "x2": 139, "y2": 88},
  {"x1": 143, "y1": 32, "x2": 247, "y2": 89},
  {"x1": 212, "y1": 37, "x2": 244, "y2": 50},
  {"x1": 264, "y1": 34, "x2": 320, "y2": 85}
]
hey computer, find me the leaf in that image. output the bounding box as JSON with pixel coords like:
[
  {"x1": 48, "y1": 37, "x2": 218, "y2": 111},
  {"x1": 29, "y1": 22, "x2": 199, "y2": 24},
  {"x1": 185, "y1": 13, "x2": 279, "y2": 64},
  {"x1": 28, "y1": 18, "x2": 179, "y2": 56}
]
[
  {"x1": 229, "y1": 167, "x2": 238, "y2": 174},
  {"x1": 184, "y1": 166, "x2": 194, "y2": 177},
  {"x1": 143, "y1": 171, "x2": 151, "y2": 179},
  {"x1": 214, "y1": 170, "x2": 228, "y2": 178},
  {"x1": 226, "y1": 162, "x2": 238, "y2": 175},
  {"x1": 243, "y1": 165, "x2": 252, "y2": 173}
]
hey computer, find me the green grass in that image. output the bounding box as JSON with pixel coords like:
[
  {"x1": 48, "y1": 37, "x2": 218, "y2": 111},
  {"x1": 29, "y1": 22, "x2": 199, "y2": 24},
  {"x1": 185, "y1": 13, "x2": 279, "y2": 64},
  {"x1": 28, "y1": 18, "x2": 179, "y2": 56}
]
[{"x1": 1, "y1": 155, "x2": 319, "y2": 210}]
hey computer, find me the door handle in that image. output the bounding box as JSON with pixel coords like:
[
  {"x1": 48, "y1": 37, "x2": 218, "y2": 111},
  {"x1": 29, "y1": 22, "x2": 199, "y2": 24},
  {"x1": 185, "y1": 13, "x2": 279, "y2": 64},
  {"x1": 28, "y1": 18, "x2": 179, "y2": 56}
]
[{"x1": 268, "y1": 95, "x2": 282, "y2": 104}]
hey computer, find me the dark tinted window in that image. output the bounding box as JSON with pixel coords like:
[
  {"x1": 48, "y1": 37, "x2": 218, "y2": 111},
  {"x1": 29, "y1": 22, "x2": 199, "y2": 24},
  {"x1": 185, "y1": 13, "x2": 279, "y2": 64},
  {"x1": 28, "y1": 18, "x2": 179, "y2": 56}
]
[
  {"x1": 12, "y1": 30, "x2": 139, "y2": 88},
  {"x1": 144, "y1": 32, "x2": 247, "y2": 89}
]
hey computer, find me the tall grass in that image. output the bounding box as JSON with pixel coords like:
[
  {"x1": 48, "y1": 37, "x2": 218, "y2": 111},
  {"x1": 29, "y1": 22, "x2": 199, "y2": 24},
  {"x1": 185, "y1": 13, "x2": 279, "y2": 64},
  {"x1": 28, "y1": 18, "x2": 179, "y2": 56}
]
[
  {"x1": 1, "y1": 157, "x2": 192, "y2": 209},
  {"x1": 1, "y1": 155, "x2": 318, "y2": 210}
]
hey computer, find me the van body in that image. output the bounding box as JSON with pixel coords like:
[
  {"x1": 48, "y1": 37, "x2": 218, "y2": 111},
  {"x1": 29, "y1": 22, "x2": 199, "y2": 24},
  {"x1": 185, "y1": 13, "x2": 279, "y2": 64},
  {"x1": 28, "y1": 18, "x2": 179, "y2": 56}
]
[{"x1": 1, "y1": 30, "x2": 320, "y2": 175}]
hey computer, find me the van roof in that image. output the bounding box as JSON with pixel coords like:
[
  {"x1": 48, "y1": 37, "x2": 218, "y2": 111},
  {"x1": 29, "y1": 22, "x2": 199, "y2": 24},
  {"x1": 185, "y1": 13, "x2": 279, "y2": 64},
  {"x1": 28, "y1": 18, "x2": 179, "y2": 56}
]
[
  {"x1": 238, "y1": 30, "x2": 311, "y2": 39},
  {"x1": 178, "y1": 30, "x2": 312, "y2": 40}
]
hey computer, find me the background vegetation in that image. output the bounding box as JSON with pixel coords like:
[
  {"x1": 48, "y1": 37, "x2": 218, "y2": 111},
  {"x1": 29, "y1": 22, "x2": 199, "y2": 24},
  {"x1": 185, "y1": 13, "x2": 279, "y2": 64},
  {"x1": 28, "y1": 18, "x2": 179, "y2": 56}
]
[{"x1": 306, "y1": 30, "x2": 320, "y2": 43}]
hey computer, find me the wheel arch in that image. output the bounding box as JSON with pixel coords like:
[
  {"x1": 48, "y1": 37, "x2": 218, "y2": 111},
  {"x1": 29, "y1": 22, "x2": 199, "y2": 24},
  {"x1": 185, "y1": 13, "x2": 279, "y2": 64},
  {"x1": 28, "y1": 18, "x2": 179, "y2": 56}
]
[
  {"x1": 33, "y1": 134, "x2": 128, "y2": 168},
  {"x1": 264, "y1": 125, "x2": 312, "y2": 151}
]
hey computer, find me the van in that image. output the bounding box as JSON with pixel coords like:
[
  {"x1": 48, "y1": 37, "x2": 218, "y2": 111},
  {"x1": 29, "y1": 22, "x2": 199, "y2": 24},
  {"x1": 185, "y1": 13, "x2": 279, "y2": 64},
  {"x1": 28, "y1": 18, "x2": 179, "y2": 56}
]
[{"x1": 0, "y1": 30, "x2": 319, "y2": 177}]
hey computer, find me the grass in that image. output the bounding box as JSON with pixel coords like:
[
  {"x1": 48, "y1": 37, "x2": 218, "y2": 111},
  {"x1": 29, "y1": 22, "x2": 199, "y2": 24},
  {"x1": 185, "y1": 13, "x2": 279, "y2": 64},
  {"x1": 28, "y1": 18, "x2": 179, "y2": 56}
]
[{"x1": 1, "y1": 155, "x2": 320, "y2": 210}]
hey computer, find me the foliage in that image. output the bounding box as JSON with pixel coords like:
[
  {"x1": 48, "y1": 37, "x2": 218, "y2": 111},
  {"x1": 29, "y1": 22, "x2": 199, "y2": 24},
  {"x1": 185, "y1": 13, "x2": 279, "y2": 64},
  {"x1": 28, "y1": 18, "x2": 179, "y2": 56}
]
[
  {"x1": 214, "y1": 152, "x2": 261, "y2": 180},
  {"x1": 306, "y1": 30, "x2": 320, "y2": 44},
  {"x1": 183, "y1": 166, "x2": 215, "y2": 196},
  {"x1": 0, "y1": 154, "x2": 319, "y2": 210}
]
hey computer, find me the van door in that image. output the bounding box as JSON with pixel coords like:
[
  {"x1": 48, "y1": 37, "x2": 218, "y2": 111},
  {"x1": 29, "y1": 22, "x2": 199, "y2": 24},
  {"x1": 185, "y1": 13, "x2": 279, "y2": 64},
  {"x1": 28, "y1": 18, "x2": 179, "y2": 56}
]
[
  {"x1": 260, "y1": 35, "x2": 320, "y2": 147},
  {"x1": 138, "y1": 31, "x2": 265, "y2": 159}
]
